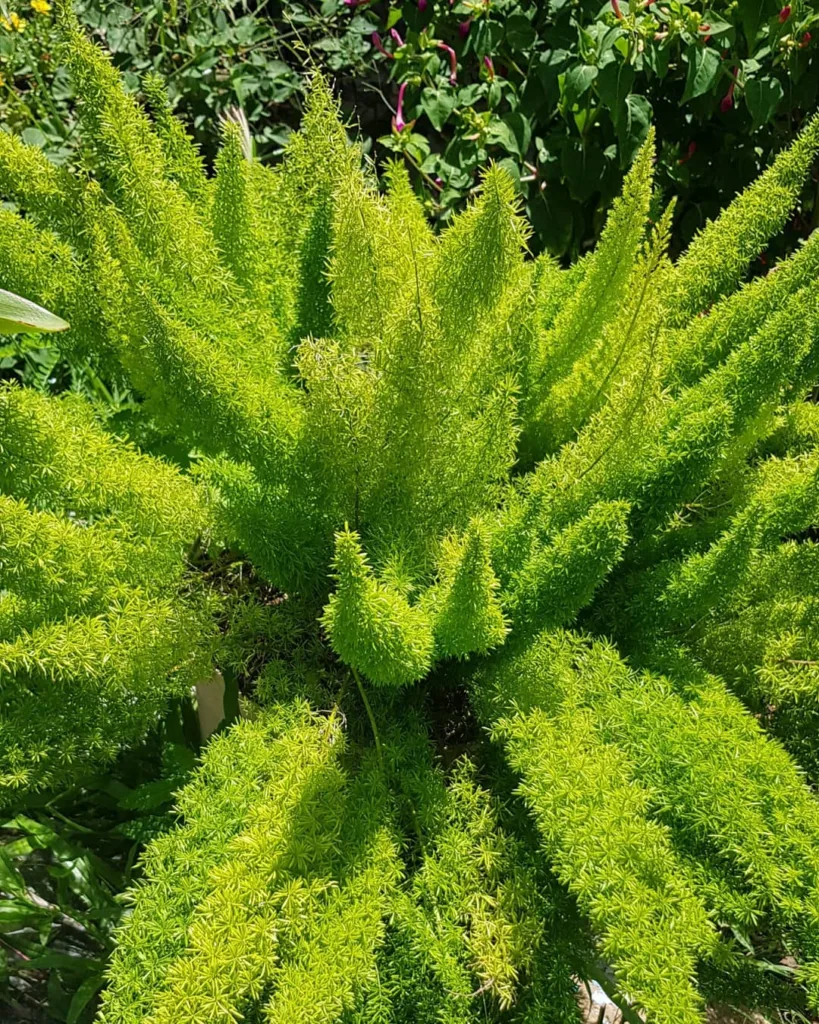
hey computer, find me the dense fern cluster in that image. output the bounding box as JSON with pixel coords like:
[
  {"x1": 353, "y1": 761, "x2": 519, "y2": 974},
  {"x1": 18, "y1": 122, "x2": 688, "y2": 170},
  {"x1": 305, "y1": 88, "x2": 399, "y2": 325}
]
[
  {"x1": 4, "y1": 3, "x2": 819, "y2": 1019},
  {"x1": 0, "y1": 385, "x2": 212, "y2": 800}
]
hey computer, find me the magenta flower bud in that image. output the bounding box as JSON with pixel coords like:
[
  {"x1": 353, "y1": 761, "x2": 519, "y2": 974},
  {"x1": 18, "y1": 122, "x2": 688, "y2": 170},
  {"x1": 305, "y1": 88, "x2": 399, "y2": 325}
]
[
  {"x1": 459, "y1": 19, "x2": 472, "y2": 39},
  {"x1": 390, "y1": 27, "x2": 405, "y2": 48},
  {"x1": 393, "y1": 81, "x2": 408, "y2": 133},
  {"x1": 418, "y1": 0, "x2": 428, "y2": 11},
  {"x1": 720, "y1": 75, "x2": 736, "y2": 113},
  {"x1": 483, "y1": 55, "x2": 495, "y2": 81},
  {"x1": 778, "y1": 4, "x2": 791, "y2": 21},
  {"x1": 372, "y1": 32, "x2": 394, "y2": 58},
  {"x1": 438, "y1": 41, "x2": 458, "y2": 84}
]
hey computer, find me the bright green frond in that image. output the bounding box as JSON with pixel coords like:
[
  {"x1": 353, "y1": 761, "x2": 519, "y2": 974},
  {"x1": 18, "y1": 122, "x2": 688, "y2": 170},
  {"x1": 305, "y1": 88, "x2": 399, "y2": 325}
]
[
  {"x1": 423, "y1": 519, "x2": 508, "y2": 659},
  {"x1": 142, "y1": 72, "x2": 209, "y2": 205},
  {"x1": 322, "y1": 529, "x2": 435, "y2": 686},
  {"x1": 668, "y1": 113, "x2": 819, "y2": 323},
  {"x1": 529, "y1": 133, "x2": 654, "y2": 416}
]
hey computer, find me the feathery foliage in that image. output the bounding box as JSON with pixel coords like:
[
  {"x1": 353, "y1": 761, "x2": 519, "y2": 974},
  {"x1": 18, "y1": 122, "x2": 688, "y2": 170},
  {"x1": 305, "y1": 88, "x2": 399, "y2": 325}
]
[
  {"x1": 4, "y1": 8, "x2": 819, "y2": 1020},
  {"x1": 0, "y1": 385, "x2": 212, "y2": 801}
]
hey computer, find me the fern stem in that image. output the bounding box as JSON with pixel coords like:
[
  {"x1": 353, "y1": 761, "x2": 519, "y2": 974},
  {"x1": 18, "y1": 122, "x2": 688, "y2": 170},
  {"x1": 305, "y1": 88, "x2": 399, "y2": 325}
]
[{"x1": 351, "y1": 665, "x2": 382, "y2": 763}]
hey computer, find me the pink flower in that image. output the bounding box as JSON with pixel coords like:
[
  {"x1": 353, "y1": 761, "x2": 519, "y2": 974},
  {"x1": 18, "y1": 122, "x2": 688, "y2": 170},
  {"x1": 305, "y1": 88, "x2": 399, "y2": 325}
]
[
  {"x1": 343, "y1": 0, "x2": 373, "y2": 6},
  {"x1": 390, "y1": 28, "x2": 404, "y2": 48},
  {"x1": 778, "y1": 5, "x2": 791, "y2": 22},
  {"x1": 483, "y1": 55, "x2": 495, "y2": 81},
  {"x1": 459, "y1": 19, "x2": 472, "y2": 39},
  {"x1": 393, "y1": 81, "x2": 408, "y2": 133},
  {"x1": 801, "y1": 31, "x2": 812, "y2": 46},
  {"x1": 371, "y1": 32, "x2": 394, "y2": 59},
  {"x1": 720, "y1": 72, "x2": 737, "y2": 113},
  {"x1": 438, "y1": 41, "x2": 458, "y2": 84},
  {"x1": 418, "y1": 0, "x2": 427, "y2": 11}
]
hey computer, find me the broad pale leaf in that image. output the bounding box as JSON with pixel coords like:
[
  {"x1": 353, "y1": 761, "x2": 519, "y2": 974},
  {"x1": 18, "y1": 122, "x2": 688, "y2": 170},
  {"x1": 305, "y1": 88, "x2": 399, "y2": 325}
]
[{"x1": 0, "y1": 289, "x2": 69, "y2": 336}]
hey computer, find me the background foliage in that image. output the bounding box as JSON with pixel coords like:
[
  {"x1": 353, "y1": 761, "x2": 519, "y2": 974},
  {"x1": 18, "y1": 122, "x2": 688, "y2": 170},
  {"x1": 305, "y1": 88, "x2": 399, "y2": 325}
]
[{"x1": 2, "y1": 0, "x2": 818, "y2": 257}]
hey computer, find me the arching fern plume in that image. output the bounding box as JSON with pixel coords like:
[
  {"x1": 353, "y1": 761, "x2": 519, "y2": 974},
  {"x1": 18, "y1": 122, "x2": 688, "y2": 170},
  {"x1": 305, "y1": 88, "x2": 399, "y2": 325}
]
[
  {"x1": 0, "y1": 385, "x2": 213, "y2": 802},
  {"x1": 4, "y1": 7, "x2": 819, "y2": 1021},
  {"x1": 96, "y1": 703, "x2": 377, "y2": 1024},
  {"x1": 475, "y1": 630, "x2": 819, "y2": 1017},
  {"x1": 597, "y1": 446, "x2": 819, "y2": 779},
  {"x1": 375, "y1": 721, "x2": 548, "y2": 1021},
  {"x1": 474, "y1": 638, "x2": 714, "y2": 1024},
  {"x1": 519, "y1": 134, "x2": 657, "y2": 463}
]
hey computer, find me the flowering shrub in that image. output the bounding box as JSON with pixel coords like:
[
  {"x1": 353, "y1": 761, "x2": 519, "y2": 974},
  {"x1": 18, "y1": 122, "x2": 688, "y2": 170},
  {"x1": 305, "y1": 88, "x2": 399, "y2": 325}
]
[
  {"x1": 0, "y1": 0, "x2": 311, "y2": 165},
  {"x1": 1, "y1": 0, "x2": 817, "y2": 260},
  {"x1": 3, "y1": 5, "x2": 819, "y2": 1023},
  {"x1": 355, "y1": 0, "x2": 819, "y2": 255}
]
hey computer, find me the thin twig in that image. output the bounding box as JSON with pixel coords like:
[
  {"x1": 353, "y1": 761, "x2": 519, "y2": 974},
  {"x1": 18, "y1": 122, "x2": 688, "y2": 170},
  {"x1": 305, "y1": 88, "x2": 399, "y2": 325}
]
[
  {"x1": 448, "y1": 977, "x2": 494, "y2": 999},
  {"x1": 351, "y1": 665, "x2": 382, "y2": 763}
]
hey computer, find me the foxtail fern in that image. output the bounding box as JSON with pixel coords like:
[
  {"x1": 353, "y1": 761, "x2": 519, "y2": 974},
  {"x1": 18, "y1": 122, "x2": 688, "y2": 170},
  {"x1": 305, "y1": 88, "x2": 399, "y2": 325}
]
[{"x1": 3, "y1": 5, "x2": 819, "y2": 1020}]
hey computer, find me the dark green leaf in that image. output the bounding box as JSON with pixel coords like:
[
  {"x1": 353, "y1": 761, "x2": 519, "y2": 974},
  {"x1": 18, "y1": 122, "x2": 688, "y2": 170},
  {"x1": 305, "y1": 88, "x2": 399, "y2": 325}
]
[
  {"x1": 0, "y1": 900, "x2": 52, "y2": 933},
  {"x1": 0, "y1": 850, "x2": 26, "y2": 897},
  {"x1": 563, "y1": 64, "x2": 598, "y2": 108},
  {"x1": 537, "y1": 49, "x2": 572, "y2": 107},
  {"x1": 117, "y1": 777, "x2": 180, "y2": 811},
  {"x1": 473, "y1": 19, "x2": 504, "y2": 56},
  {"x1": 562, "y1": 142, "x2": 606, "y2": 202},
  {"x1": 487, "y1": 80, "x2": 503, "y2": 109},
  {"x1": 25, "y1": 953, "x2": 104, "y2": 975},
  {"x1": 487, "y1": 113, "x2": 532, "y2": 158},
  {"x1": 616, "y1": 94, "x2": 652, "y2": 167},
  {"x1": 736, "y1": 0, "x2": 767, "y2": 50},
  {"x1": 599, "y1": 26, "x2": 626, "y2": 56},
  {"x1": 457, "y1": 84, "x2": 483, "y2": 106},
  {"x1": 420, "y1": 88, "x2": 457, "y2": 132},
  {"x1": 497, "y1": 157, "x2": 522, "y2": 189},
  {"x1": 21, "y1": 127, "x2": 47, "y2": 149},
  {"x1": 596, "y1": 60, "x2": 635, "y2": 124},
  {"x1": 506, "y1": 14, "x2": 536, "y2": 50},
  {"x1": 745, "y1": 76, "x2": 784, "y2": 128},
  {"x1": 700, "y1": 14, "x2": 733, "y2": 37},
  {"x1": 67, "y1": 972, "x2": 105, "y2": 1024},
  {"x1": 644, "y1": 40, "x2": 670, "y2": 78},
  {"x1": 504, "y1": 112, "x2": 532, "y2": 157},
  {"x1": 681, "y1": 46, "x2": 721, "y2": 103}
]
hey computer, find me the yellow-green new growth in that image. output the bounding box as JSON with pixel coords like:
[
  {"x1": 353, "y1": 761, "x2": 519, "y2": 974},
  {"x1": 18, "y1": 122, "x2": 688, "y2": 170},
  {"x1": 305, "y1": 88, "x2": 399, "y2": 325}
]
[
  {"x1": 322, "y1": 528, "x2": 435, "y2": 686},
  {"x1": 667, "y1": 112, "x2": 819, "y2": 323},
  {"x1": 212, "y1": 121, "x2": 261, "y2": 294},
  {"x1": 423, "y1": 520, "x2": 508, "y2": 659},
  {"x1": 525, "y1": 131, "x2": 655, "y2": 446}
]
